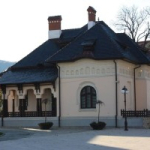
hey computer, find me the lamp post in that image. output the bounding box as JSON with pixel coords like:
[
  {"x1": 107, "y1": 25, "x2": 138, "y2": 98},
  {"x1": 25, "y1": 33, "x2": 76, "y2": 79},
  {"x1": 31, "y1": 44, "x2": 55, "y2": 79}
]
[{"x1": 121, "y1": 86, "x2": 128, "y2": 131}]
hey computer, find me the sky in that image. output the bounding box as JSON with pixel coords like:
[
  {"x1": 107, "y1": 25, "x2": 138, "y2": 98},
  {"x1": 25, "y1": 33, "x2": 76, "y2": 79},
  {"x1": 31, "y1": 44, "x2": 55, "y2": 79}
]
[{"x1": 0, "y1": 0, "x2": 149, "y2": 62}]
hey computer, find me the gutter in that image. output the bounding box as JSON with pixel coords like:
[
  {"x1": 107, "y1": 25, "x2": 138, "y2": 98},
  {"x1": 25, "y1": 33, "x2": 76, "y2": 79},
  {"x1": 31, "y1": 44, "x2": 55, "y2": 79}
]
[
  {"x1": 1, "y1": 86, "x2": 6, "y2": 127},
  {"x1": 1, "y1": 93, "x2": 5, "y2": 127},
  {"x1": 113, "y1": 60, "x2": 118, "y2": 128},
  {"x1": 45, "y1": 62, "x2": 61, "y2": 127},
  {"x1": 56, "y1": 64, "x2": 61, "y2": 127},
  {"x1": 133, "y1": 65, "x2": 141, "y2": 112}
]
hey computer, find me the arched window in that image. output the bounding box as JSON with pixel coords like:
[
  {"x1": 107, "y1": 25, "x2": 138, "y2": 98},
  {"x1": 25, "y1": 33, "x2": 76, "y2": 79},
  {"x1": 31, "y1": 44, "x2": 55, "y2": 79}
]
[{"x1": 80, "y1": 86, "x2": 96, "y2": 109}]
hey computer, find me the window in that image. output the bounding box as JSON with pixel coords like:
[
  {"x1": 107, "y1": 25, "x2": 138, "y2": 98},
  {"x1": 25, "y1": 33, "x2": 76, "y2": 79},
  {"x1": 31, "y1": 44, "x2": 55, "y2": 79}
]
[{"x1": 80, "y1": 86, "x2": 96, "y2": 109}]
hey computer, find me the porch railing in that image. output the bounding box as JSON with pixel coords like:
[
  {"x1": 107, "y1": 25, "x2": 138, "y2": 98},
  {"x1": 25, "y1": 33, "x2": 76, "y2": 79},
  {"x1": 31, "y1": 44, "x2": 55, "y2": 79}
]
[
  {"x1": 0, "y1": 111, "x2": 56, "y2": 117},
  {"x1": 121, "y1": 109, "x2": 150, "y2": 117}
]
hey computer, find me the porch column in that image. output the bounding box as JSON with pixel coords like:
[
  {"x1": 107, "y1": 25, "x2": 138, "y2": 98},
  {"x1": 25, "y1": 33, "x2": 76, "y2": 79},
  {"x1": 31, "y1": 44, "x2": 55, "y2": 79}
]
[
  {"x1": 37, "y1": 98, "x2": 42, "y2": 116},
  {"x1": 34, "y1": 83, "x2": 42, "y2": 117},
  {"x1": 1, "y1": 85, "x2": 8, "y2": 117},
  {"x1": 17, "y1": 84, "x2": 25, "y2": 117},
  {"x1": 52, "y1": 94, "x2": 57, "y2": 116}
]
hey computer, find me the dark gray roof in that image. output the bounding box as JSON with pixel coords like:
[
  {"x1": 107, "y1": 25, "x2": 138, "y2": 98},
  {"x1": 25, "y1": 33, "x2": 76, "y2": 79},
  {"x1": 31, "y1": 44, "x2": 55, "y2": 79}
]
[
  {"x1": 46, "y1": 21, "x2": 150, "y2": 64},
  {"x1": 12, "y1": 26, "x2": 87, "y2": 69},
  {"x1": 12, "y1": 40, "x2": 59, "y2": 68},
  {"x1": 0, "y1": 67, "x2": 57, "y2": 85}
]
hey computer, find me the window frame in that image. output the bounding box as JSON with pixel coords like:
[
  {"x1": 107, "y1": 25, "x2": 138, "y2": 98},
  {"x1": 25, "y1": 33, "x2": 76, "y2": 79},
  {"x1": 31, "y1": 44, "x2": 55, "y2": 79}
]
[{"x1": 80, "y1": 86, "x2": 96, "y2": 109}]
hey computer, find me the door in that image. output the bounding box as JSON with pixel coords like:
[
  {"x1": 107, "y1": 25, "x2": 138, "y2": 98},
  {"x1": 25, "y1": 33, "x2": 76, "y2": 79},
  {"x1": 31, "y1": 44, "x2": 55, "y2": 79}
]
[
  {"x1": 3, "y1": 99, "x2": 8, "y2": 117},
  {"x1": 52, "y1": 95, "x2": 56, "y2": 116},
  {"x1": 19, "y1": 99, "x2": 25, "y2": 117},
  {"x1": 12, "y1": 99, "x2": 15, "y2": 116},
  {"x1": 37, "y1": 98, "x2": 42, "y2": 116}
]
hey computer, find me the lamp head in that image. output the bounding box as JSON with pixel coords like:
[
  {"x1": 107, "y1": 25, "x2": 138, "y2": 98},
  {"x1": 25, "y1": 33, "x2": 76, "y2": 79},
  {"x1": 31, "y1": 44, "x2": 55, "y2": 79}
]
[{"x1": 121, "y1": 86, "x2": 129, "y2": 94}]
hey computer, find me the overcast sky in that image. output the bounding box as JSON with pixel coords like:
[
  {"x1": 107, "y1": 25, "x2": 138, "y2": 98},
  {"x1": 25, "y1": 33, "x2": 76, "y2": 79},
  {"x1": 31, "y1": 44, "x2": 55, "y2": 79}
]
[{"x1": 0, "y1": 0, "x2": 149, "y2": 62}]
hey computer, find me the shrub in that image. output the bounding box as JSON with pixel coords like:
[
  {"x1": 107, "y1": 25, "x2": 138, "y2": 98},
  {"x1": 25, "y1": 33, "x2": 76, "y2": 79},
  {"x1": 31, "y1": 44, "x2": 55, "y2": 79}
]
[
  {"x1": 38, "y1": 122, "x2": 53, "y2": 130},
  {"x1": 90, "y1": 121, "x2": 106, "y2": 130}
]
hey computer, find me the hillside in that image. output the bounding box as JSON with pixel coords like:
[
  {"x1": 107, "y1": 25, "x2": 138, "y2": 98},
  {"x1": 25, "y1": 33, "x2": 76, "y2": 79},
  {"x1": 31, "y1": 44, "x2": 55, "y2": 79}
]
[{"x1": 0, "y1": 60, "x2": 15, "y2": 73}]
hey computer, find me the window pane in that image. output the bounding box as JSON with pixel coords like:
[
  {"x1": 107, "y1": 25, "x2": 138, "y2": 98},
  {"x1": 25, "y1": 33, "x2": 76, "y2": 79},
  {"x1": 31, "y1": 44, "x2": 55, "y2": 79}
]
[
  {"x1": 87, "y1": 86, "x2": 90, "y2": 93},
  {"x1": 87, "y1": 95, "x2": 91, "y2": 108},
  {"x1": 92, "y1": 88, "x2": 96, "y2": 94},
  {"x1": 81, "y1": 96, "x2": 86, "y2": 108},
  {"x1": 81, "y1": 88, "x2": 85, "y2": 95},
  {"x1": 92, "y1": 96, "x2": 96, "y2": 108}
]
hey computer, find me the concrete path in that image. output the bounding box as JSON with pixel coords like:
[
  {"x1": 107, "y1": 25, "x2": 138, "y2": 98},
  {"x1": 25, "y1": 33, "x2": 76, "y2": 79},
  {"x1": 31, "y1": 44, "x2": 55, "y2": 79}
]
[{"x1": 0, "y1": 127, "x2": 150, "y2": 150}]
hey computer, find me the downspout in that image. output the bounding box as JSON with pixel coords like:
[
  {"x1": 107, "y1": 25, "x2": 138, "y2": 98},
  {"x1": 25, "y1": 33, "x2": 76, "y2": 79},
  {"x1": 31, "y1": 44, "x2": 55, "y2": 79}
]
[
  {"x1": 1, "y1": 85, "x2": 6, "y2": 127},
  {"x1": 113, "y1": 60, "x2": 118, "y2": 128},
  {"x1": 133, "y1": 65, "x2": 141, "y2": 112},
  {"x1": 56, "y1": 64, "x2": 61, "y2": 127},
  {"x1": 1, "y1": 93, "x2": 5, "y2": 127}
]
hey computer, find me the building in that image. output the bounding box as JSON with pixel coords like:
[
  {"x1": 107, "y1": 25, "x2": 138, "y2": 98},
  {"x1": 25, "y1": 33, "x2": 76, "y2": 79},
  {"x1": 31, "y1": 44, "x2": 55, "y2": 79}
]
[{"x1": 0, "y1": 6, "x2": 150, "y2": 127}]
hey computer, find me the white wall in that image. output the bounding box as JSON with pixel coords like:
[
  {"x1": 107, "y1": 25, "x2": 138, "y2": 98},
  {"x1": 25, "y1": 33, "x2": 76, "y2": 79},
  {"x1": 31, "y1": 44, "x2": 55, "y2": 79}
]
[{"x1": 27, "y1": 89, "x2": 36, "y2": 111}]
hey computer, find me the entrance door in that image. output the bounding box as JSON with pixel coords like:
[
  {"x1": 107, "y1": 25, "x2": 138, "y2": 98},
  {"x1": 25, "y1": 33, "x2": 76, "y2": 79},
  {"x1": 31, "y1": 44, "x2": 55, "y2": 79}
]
[
  {"x1": 37, "y1": 98, "x2": 42, "y2": 116},
  {"x1": 19, "y1": 99, "x2": 25, "y2": 117},
  {"x1": 52, "y1": 95, "x2": 56, "y2": 116},
  {"x1": 3, "y1": 99, "x2": 8, "y2": 117},
  {"x1": 12, "y1": 99, "x2": 15, "y2": 116}
]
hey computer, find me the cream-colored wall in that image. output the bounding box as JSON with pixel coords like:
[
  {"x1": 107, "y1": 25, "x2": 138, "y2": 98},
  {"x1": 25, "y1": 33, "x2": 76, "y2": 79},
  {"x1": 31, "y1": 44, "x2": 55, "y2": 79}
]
[
  {"x1": 135, "y1": 65, "x2": 150, "y2": 110},
  {"x1": 59, "y1": 59, "x2": 150, "y2": 117},
  {"x1": 59, "y1": 59, "x2": 123, "y2": 118},
  {"x1": 117, "y1": 76, "x2": 134, "y2": 116},
  {"x1": 136, "y1": 80, "x2": 147, "y2": 110},
  {"x1": 42, "y1": 88, "x2": 52, "y2": 111},
  {"x1": 60, "y1": 76, "x2": 116, "y2": 117},
  {"x1": 146, "y1": 80, "x2": 150, "y2": 109},
  {"x1": 8, "y1": 91, "x2": 13, "y2": 112},
  {"x1": 7, "y1": 90, "x2": 19, "y2": 112},
  {"x1": 27, "y1": 89, "x2": 36, "y2": 111}
]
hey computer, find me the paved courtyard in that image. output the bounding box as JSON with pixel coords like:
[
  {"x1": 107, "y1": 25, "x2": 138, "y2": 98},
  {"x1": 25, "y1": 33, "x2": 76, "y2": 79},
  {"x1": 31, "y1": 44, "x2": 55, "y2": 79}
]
[{"x1": 0, "y1": 127, "x2": 150, "y2": 150}]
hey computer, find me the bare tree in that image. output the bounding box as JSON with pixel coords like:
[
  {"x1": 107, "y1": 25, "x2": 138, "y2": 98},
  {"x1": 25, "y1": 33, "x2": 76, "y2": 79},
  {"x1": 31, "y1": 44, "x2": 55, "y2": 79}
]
[{"x1": 115, "y1": 6, "x2": 150, "y2": 44}]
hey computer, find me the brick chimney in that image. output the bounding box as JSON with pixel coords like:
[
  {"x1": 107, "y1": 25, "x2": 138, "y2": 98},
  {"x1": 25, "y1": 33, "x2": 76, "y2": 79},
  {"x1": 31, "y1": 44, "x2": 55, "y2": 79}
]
[
  {"x1": 87, "y1": 6, "x2": 96, "y2": 29},
  {"x1": 48, "y1": 15, "x2": 62, "y2": 39}
]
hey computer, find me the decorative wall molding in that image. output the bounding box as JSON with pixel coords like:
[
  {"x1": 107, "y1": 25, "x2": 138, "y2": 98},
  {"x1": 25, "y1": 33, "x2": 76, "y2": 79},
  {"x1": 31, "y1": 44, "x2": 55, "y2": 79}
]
[{"x1": 60, "y1": 60, "x2": 116, "y2": 78}]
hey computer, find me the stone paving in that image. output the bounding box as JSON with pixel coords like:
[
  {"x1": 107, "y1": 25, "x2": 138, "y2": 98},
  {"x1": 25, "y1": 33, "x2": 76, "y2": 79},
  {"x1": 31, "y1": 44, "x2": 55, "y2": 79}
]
[{"x1": 0, "y1": 127, "x2": 150, "y2": 150}]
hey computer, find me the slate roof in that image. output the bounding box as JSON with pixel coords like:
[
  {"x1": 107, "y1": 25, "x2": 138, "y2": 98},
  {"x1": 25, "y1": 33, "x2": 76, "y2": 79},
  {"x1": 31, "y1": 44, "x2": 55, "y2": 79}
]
[
  {"x1": 12, "y1": 26, "x2": 87, "y2": 69},
  {"x1": 0, "y1": 67, "x2": 57, "y2": 85},
  {"x1": 46, "y1": 21, "x2": 150, "y2": 64},
  {"x1": 0, "y1": 20, "x2": 150, "y2": 85}
]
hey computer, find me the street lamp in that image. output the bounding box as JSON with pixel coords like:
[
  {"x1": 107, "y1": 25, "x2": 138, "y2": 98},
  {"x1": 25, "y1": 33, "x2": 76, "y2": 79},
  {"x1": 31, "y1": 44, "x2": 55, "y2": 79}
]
[{"x1": 121, "y1": 86, "x2": 129, "y2": 131}]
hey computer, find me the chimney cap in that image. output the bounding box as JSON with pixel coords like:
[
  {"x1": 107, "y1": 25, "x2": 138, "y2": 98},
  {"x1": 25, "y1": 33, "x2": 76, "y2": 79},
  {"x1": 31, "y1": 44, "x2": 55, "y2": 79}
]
[
  {"x1": 48, "y1": 15, "x2": 62, "y2": 21},
  {"x1": 87, "y1": 6, "x2": 96, "y2": 13}
]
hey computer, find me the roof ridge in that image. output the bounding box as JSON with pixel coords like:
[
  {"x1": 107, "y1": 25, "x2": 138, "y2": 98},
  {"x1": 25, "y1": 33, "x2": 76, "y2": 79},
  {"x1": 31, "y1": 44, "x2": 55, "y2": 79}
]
[
  {"x1": 122, "y1": 34, "x2": 150, "y2": 63},
  {"x1": 46, "y1": 24, "x2": 90, "y2": 62},
  {"x1": 98, "y1": 23, "x2": 124, "y2": 57},
  {"x1": 62, "y1": 28, "x2": 81, "y2": 31},
  {"x1": 62, "y1": 24, "x2": 87, "y2": 31},
  {"x1": 12, "y1": 40, "x2": 49, "y2": 69}
]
